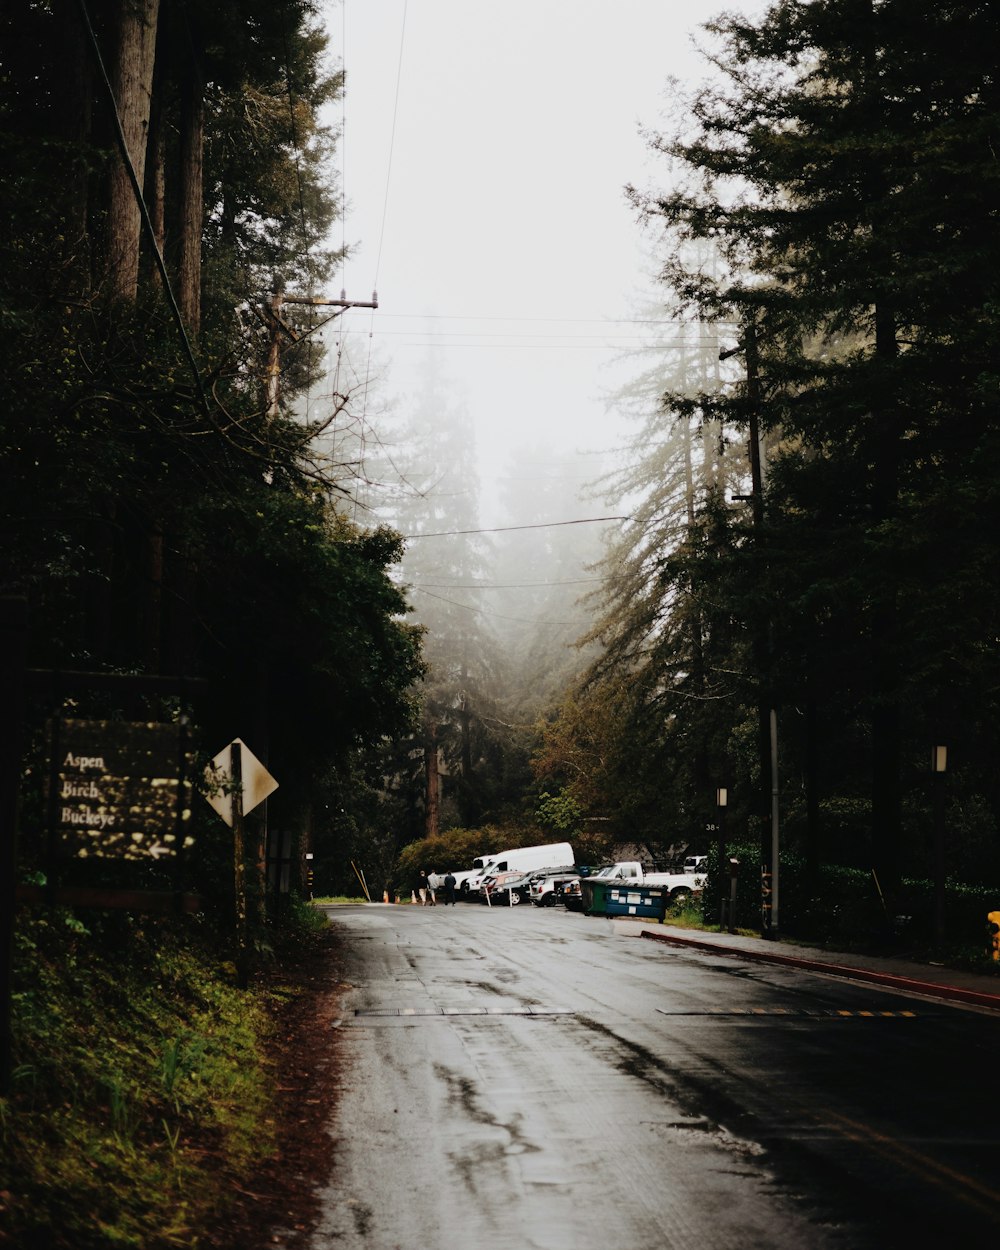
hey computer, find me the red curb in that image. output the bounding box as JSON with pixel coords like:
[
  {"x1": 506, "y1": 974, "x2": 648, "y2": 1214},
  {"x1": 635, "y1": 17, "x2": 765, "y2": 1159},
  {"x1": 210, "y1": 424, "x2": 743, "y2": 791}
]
[{"x1": 638, "y1": 929, "x2": 1000, "y2": 1012}]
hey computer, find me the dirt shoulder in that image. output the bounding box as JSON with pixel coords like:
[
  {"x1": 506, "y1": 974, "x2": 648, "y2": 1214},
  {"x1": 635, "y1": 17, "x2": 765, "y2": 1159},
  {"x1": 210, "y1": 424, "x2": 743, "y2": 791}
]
[{"x1": 200, "y1": 924, "x2": 347, "y2": 1250}]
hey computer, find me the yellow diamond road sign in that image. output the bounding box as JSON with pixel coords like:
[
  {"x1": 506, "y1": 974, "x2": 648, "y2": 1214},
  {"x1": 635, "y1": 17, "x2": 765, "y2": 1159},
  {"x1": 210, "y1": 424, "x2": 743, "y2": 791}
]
[{"x1": 204, "y1": 738, "x2": 278, "y2": 827}]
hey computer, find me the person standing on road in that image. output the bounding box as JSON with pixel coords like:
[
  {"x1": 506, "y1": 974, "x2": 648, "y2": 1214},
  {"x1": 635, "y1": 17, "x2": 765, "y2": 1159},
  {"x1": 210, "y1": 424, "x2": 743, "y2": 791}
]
[
  {"x1": 443, "y1": 872, "x2": 457, "y2": 905},
  {"x1": 427, "y1": 870, "x2": 439, "y2": 906},
  {"x1": 417, "y1": 868, "x2": 430, "y2": 906}
]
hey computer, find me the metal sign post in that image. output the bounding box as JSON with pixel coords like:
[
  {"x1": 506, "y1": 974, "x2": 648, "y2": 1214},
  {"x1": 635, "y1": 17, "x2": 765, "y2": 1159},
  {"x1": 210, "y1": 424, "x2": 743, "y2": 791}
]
[
  {"x1": 203, "y1": 739, "x2": 278, "y2": 988},
  {"x1": 230, "y1": 741, "x2": 248, "y2": 988}
]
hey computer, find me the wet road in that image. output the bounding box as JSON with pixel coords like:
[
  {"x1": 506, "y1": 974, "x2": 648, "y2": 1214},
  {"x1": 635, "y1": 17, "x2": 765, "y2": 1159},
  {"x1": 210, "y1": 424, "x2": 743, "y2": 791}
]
[{"x1": 307, "y1": 903, "x2": 1000, "y2": 1249}]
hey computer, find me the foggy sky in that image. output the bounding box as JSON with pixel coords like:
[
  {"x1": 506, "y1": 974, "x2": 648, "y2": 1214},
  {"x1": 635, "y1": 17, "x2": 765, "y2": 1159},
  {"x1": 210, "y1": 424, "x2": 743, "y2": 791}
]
[{"x1": 315, "y1": 0, "x2": 764, "y2": 531}]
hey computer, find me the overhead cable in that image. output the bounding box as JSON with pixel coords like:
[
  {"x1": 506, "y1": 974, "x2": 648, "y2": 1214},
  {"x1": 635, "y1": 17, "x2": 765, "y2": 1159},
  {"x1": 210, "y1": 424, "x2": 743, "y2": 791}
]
[{"x1": 403, "y1": 516, "x2": 630, "y2": 539}]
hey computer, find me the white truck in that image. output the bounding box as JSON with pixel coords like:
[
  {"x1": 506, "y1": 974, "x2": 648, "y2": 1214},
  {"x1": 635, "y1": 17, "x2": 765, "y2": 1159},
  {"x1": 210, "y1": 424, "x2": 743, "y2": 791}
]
[
  {"x1": 590, "y1": 860, "x2": 705, "y2": 901},
  {"x1": 461, "y1": 841, "x2": 575, "y2": 897}
]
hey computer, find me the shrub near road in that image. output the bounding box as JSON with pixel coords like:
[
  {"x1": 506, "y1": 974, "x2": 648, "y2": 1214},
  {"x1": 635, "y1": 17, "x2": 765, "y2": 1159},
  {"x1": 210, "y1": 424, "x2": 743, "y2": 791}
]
[{"x1": 0, "y1": 902, "x2": 333, "y2": 1249}]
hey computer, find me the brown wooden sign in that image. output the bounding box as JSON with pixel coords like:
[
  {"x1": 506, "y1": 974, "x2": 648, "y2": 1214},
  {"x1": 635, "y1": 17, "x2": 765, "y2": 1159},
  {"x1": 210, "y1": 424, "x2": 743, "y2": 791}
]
[{"x1": 51, "y1": 719, "x2": 192, "y2": 861}]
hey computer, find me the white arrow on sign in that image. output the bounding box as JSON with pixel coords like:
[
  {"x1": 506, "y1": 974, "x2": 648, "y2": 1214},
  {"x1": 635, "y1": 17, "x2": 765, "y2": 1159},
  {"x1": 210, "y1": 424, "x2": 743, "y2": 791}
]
[{"x1": 204, "y1": 738, "x2": 278, "y2": 827}]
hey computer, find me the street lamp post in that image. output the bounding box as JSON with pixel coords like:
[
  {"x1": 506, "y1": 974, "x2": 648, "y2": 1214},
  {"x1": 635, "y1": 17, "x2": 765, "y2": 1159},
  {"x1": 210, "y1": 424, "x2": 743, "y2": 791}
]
[
  {"x1": 932, "y1": 745, "x2": 947, "y2": 946},
  {"x1": 723, "y1": 321, "x2": 781, "y2": 941},
  {"x1": 716, "y1": 787, "x2": 728, "y2": 927}
]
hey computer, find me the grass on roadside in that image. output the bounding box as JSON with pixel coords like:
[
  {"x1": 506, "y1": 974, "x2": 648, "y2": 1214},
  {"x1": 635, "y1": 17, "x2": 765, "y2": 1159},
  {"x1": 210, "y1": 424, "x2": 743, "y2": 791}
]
[{"x1": 0, "y1": 902, "x2": 314, "y2": 1249}]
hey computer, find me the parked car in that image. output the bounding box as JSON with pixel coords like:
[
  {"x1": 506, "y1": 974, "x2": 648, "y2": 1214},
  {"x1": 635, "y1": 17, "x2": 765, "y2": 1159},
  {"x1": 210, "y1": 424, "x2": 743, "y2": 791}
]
[
  {"x1": 589, "y1": 860, "x2": 705, "y2": 900},
  {"x1": 529, "y1": 870, "x2": 581, "y2": 906},
  {"x1": 480, "y1": 870, "x2": 533, "y2": 905},
  {"x1": 461, "y1": 841, "x2": 575, "y2": 895},
  {"x1": 561, "y1": 879, "x2": 585, "y2": 911}
]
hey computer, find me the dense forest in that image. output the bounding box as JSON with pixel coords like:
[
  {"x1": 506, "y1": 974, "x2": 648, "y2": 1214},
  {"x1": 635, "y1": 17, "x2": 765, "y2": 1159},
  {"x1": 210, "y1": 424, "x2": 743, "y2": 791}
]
[
  {"x1": 1, "y1": 0, "x2": 426, "y2": 900},
  {"x1": 0, "y1": 3, "x2": 429, "y2": 1243},
  {"x1": 536, "y1": 0, "x2": 1000, "y2": 923},
  {"x1": 4, "y1": 0, "x2": 1000, "y2": 923},
  {"x1": 3, "y1": 0, "x2": 1000, "y2": 1239}
]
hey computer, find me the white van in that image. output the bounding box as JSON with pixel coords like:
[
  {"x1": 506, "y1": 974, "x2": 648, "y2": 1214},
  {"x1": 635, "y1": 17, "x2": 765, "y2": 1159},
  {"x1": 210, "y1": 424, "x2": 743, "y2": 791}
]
[{"x1": 463, "y1": 842, "x2": 574, "y2": 896}]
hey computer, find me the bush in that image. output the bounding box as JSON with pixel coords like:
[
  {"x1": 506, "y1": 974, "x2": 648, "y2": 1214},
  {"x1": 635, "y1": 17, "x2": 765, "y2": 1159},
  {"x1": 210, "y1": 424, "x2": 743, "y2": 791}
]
[
  {"x1": 393, "y1": 826, "x2": 523, "y2": 890},
  {"x1": 700, "y1": 840, "x2": 1000, "y2": 962}
]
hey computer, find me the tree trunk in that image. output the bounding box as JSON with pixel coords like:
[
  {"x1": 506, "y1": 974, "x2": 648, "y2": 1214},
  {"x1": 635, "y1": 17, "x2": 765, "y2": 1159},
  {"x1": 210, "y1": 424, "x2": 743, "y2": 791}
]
[
  {"x1": 870, "y1": 296, "x2": 901, "y2": 896},
  {"x1": 425, "y1": 727, "x2": 440, "y2": 839},
  {"x1": 54, "y1": 1, "x2": 95, "y2": 294},
  {"x1": 106, "y1": 0, "x2": 160, "y2": 303},
  {"x1": 144, "y1": 22, "x2": 167, "y2": 288},
  {"x1": 177, "y1": 67, "x2": 204, "y2": 337},
  {"x1": 459, "y1": 685, "x2": 473, "y2": 780}
]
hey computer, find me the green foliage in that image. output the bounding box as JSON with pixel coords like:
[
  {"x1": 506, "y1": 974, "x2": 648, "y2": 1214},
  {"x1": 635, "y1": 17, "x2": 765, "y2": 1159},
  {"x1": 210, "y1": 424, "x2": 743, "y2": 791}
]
[
  {"x1": 663, "y1": 892, "x2": 705, "y2": 928},
  {"x1": 0, "y1": 1, "x2": 425, "y2": 921},
  {"x1": 0, "y1": 908, "x2": 306, "y2": 1248},
  {"x1": 0, "y1": 9, "x2": 420, "y2": 1240},
  {"x1": 536, "y1": 789, "x2": 583, "y2": 836},
  {"x1": 693, "y1": 839, "x2": 1000, "y2": 965},
  {"x1": 543, "y1": 0, "x2": 1000, "y2": 889}
]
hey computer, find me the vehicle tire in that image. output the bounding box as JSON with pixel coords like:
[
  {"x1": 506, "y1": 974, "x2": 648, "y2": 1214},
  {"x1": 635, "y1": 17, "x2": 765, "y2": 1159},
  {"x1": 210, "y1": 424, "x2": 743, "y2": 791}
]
[
  {"x1": 669, "y1": 887, "x2": 691, "y2": 904},
  {"x1": 460, "y1": 880, "x2": 470, "y2": 895},
  {"x1": 509, "y1": 889, "x2": 522, "y2": 905}
]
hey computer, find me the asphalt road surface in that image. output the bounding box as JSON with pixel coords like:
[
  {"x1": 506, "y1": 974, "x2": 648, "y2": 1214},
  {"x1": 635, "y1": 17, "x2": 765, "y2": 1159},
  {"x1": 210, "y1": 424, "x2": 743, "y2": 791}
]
[{"x1": 307, "y1": 902, "x2": 1000, "y2": 1249}]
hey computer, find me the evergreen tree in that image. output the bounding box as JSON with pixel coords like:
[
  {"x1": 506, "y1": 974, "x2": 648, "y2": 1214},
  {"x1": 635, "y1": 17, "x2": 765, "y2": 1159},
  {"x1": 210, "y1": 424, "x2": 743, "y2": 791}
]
[
  {"x1": 626, "y1": 0, "x2": 1000, "y2": 888},
  {"x1": 367, "y1": 354, "x2": 504, "y2": 832},
  {"x1": 0, "y1": 2, "x2": 424, "y2": 885},
  {"x1": 491, "y1": 442, "x2": 607, "y2": 717}
]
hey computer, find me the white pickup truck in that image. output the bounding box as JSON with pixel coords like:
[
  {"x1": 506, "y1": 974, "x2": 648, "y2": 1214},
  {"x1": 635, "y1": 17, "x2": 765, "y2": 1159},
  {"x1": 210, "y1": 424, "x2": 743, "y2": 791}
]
[{"x1": 590, "y1": 860, "x2": 705, "y2": 900}]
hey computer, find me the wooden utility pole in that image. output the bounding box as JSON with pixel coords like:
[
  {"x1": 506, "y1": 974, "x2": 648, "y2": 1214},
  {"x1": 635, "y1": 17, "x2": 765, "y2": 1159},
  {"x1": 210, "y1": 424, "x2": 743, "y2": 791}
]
[
  {"x1": 724, "y1": 318, "x2": 780, "y2": 938},
  {"x1": 263, "y1": 291, "x2": 378, "y2": 418}
]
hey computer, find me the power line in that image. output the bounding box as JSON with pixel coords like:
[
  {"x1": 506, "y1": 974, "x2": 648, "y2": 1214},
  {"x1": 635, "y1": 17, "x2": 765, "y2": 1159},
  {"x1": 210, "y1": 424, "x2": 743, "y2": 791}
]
[
  {"x1": 330, "y1": 325, "x2": 724, "y2": 345},
  {"x1": 366, "y1": 329, "x2": 681, "y2": 339},
  {"x1": 410, "y1": 577, "x2": 603, "y2": 590},
  {"x1": 374, "y1": 313, "x2": 736, "y2": 326},
  {"x1": 357, "y1": 330, "x2": 722, "y2": 343},
  {"x1": 386, "y1": 342, "x2": 713, "y2": 352},
  {"x1": 411, "y1": 587, "x2": 588, "y2": 628},
  {"x1": 373, "y1": 0, "x2": 407, "y2": 290},
  {"x1": 403, "y1": 516, "x2": 630, "y2": 539},
  {"x1": 358, "y1": 0, "x2": 407, "y2": 519}
]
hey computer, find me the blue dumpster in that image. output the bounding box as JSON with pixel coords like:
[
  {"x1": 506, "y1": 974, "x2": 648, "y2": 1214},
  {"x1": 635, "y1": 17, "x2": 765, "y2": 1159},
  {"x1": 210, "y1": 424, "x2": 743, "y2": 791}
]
[{"x1": 582, "y1": 879, "x2": 667, "y2": 920}]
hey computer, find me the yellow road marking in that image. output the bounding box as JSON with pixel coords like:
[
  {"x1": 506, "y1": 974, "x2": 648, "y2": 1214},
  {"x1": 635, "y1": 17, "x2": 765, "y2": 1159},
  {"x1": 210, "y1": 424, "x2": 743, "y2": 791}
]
[{"x1": 820, "y1": 1108, "x2": 1000, "y2": 1220}]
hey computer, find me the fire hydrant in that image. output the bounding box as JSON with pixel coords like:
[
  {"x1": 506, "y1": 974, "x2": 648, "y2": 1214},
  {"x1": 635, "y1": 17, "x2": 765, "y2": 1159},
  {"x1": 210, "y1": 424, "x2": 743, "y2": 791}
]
[{"x1": 988, "y1": 911, "x2": 1000, "y2": 962}]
